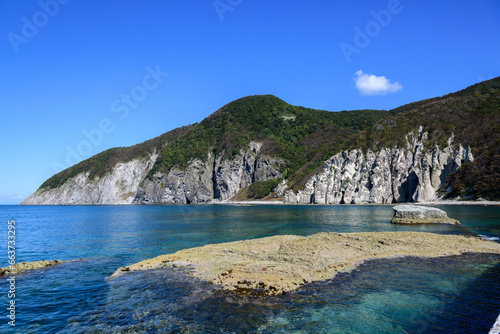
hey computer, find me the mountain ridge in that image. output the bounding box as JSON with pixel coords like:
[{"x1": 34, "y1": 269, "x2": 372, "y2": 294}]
[{"x1": 23, "y1": 77, "x2": 500, "y2": 204}]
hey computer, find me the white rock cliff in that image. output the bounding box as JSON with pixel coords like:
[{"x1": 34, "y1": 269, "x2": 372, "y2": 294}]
[
  {"x1": 22, "y1": 154, "x2": 158, "y2": 205},
  {"x1": 22, "y1": 142, "x2": 283, "y2": 205},
  {"x1": 23, "y1": 128, "x2": 472, "y2": 205},
  {"x1": 284, "y1": 127, "x2": 473, "y2": 204}
]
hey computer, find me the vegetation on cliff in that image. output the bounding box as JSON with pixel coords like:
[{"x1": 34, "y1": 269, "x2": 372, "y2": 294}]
[
  {"x1": 148, "y1": 95, "x2": 387, "y2": 189},
  {"x1": 39, "y1": 125, "x2": 192, "y2": 191},
  {"x1": 349, "y1": 77, "x2": 500, "y2": 200},
  {"x1": 41, "y1": 95, "x2": 387, "y2": 192},
  {"x1": 38, "y1": 77, "x2": 500, "y2": 200}
]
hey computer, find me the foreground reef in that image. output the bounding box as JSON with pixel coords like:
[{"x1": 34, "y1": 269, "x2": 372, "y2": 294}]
[{"x1": 112, "y1": 232, "x2": 500, "y2": 295}]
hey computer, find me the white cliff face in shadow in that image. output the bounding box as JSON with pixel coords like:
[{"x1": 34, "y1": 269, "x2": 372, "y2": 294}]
[
  {"x1": 284, "y1": 127, "x2": 474, "y2": 204},
  {"x1": 133, "y1": 142, "x2": 283, "y2": 204}
]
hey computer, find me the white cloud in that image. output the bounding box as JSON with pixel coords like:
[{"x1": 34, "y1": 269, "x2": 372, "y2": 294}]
[{"x1": 354, "y1": 70, "x2": 402, "y2": 96}]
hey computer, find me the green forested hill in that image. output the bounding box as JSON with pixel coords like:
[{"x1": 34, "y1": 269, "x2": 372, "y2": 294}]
[
  {"x1": 149, "y1": 95, "x2": 388, "y2": 189},
  {"x1": 39, "y1": 125, "x2": 193, "y2": 191},
  {"x1": 39, "y1": 77, "x2": 500, "y2": 200},
  {"x1": 41, "y1": 95, "x2": 388, "y2": 191},
  {"x1": 350, "y1": 77, "x2": 500, "y2": 199}
]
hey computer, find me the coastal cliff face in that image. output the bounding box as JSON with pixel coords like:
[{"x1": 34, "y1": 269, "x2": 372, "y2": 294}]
[
  {"x1": 284, "y1": 127, "x2": 474, "y2": 204},
  {"x1": 133, "y1": 142, "x2": 282, "y2": 204},
  {"x1": 22, "y1": 129, "x2": 472, "y2": 206},
  {"x1": 22, "y1": 142, "x2": 282, "y2": 205},
  {"x1": 22, "y1": 154, "x2": 159, "y2": 205},
  {"x1": 22, "y1": 129, "x2": 473, "y2": 205}
]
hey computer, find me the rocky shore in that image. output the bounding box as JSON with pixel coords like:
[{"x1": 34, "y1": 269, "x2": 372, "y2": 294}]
[
  {"x1": 0, "y1": 260, "x2": 68, "y2": 277},
  {"x1": 112, "y1": 232, "x2": 500, "y2": 295}
]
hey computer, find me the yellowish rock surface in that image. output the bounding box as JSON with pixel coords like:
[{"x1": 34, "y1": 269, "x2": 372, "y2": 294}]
[
  {"x1": 112, "y1": 232, "x2": 500, "y2": 295},
  {"x1": 0, "y1": 260, "x2": 68, "y2": 276}
]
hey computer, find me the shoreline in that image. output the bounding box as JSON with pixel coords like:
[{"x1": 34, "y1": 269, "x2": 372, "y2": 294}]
[
  {"x1": 417, "y1": 200, "x2": 500, "y2": 206},
  {"x1": 214, "y1": 199, "x2": 500, "y2": 206},
  {"x1": 15, "y1": 199, "x2": 500, "y2": 206}
]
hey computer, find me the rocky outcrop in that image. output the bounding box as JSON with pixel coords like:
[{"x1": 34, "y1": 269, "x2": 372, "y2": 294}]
[
  {"x1": 133, "y1": 142, "x2": 282, "y2": 204},
  {"x1": 23, "y1": 142, "x2": 282, "y2": 205},
  {"x1": 112, "y1": 232, "x2": 500, "y2": 296},
  {"x1": 285, "y1": 128, "x2": 473, "y2": 204},
  {"x1": 0, "y1": 260, "x2": 68, "y2": 277},
  {"x1": 135, "y1": 155, "x2": 215, "y2": 204},
  {"x1": 390, "y1": 205, "x2": 460, "y2": 225}
]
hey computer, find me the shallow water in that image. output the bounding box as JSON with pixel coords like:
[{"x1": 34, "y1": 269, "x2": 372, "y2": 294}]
[{"x1": 0, "y1": 204, "x2": 499, "y2": 333}]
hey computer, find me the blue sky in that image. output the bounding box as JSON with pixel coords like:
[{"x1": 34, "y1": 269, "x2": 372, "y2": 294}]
[{"x1": 1, "y1": 0, "x2": 499, "y2": 204}]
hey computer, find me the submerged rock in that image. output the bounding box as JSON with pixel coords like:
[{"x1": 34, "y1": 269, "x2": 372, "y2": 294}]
[
  {"x1": 490, "y1": 313, "x2": 500, "y2": 334},
  {"x1": 391, "y1": 205, "x2": 460, "y2": 225},
  {"x1": 0, "y1": 260, "x2": 68, "y2": 277},
  {"x1": 111, "y1": 232, "x2": 500, "y2": 296}
]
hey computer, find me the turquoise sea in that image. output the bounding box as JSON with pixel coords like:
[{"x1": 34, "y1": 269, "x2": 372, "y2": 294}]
[{"x1": 0, "y1": 204, "x2": 499, "y2": 333}]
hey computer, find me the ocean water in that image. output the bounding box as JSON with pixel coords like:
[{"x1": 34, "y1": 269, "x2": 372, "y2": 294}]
[{"x1": 0, "y1": 204, "x2": 499, "y2": 333}]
